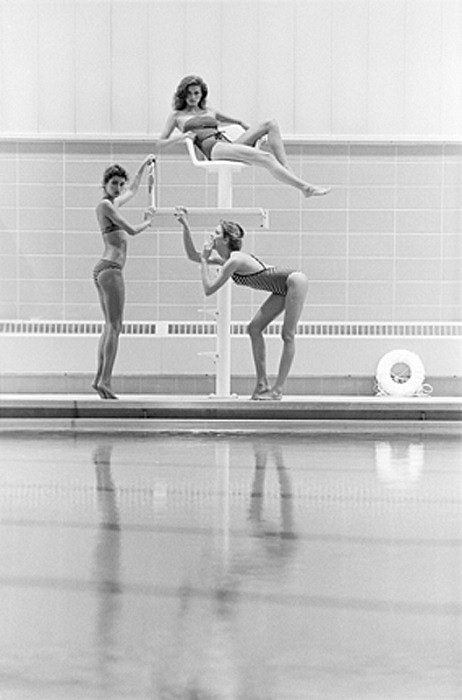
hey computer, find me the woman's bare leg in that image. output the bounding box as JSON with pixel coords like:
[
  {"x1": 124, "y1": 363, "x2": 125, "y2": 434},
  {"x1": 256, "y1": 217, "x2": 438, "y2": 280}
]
[
  {"x1": 234, "y1": 119, "x2": 290, "y2": 168},
  {"x1": 211, "y1": 142, "x2": 329, "y2": 197},
  {"x1": 258, "y1": 273, "x2": 308, "y2": 399},
  {"x1": 247, "y1": 293, "x2": 286, "y2": 398},
  {"x1": 93, "y1": 324, "x2": 104, "y2": 393},
  {"x1": 93, "y1": 269, "x2": 125, "y2": 399}
]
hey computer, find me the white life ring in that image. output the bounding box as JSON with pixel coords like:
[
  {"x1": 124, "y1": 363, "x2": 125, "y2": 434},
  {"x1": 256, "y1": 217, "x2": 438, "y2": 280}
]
[{"x1": 376, "y1": 349, "x2": 426, "y2": 397}]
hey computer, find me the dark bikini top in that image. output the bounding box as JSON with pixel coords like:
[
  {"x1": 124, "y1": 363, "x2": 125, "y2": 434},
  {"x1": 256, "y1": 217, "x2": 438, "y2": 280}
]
[
  {"x1": 97, "y1": 199, "x2": 123, "y2": 236},
  {"x1": 182, "y1": 114, "x2": 219, "y2": 133}
]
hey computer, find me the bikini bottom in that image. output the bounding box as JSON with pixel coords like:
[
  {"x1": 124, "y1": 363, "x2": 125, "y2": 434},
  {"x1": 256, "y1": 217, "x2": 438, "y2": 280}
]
[{"x1": 93, "y1": 258, "x2": 123, "y2": 287}]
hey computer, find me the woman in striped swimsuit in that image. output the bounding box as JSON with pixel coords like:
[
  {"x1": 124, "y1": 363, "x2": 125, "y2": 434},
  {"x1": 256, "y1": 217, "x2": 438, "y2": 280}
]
[
  {"x1": 175, "y1": 207, "x2": 308, "y2": 400},
  {"x1": 156, "y1": 75, "x2": 330, "y2": 198},
  {"x1": 93, "y1": 158, "x2": 155, "y2": 399}
]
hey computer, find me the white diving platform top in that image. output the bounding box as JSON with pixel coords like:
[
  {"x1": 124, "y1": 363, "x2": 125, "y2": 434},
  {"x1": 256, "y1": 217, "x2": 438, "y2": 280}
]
[{"x1": 151, "y1": 207, "x2": 268, "y2": 230}]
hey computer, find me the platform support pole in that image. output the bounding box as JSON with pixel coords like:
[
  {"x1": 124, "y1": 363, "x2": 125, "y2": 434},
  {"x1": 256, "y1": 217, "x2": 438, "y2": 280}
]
[{"x1": 215, "y1": 169, "x2": 234, "y2": 397}]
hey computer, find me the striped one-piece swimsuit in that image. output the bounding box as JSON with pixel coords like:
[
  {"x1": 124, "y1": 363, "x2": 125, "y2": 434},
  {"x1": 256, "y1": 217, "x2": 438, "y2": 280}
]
[{"x1": 231, "y1": 255, "x2": 294, "y2": 297}]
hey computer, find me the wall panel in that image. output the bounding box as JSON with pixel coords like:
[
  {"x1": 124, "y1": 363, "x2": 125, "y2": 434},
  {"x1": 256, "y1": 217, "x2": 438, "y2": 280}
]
[
  {"x1": 1, "y1": 2, "x2": 39, "y2": 133},
  {"x1": 183, "y1": 0, "x2": 222, "y2": 104},
  {"x1": 294, "y1": 0, "x2": 332, "y2": 135},
  {"x1": 220, "y1": 2, "x2": 259, "y2": 124},
  {"x1": 256, "y1": 1, "x2": 295, "y2": 129},
  {"x1": 404, "y1": 0, "x2": 442, "y2": 134},
  {"x1": 441, "y1": 0, "x2": 462, "y2": 135},
  {"x1": 0, "y1": 0, "x2": 460, "y2": 138},
  {"x1": 38, "y1": 2, "x2": 76, "y2": 133},
  {"x1": 75, "y1": 1, "x2": 111, "y2": 134},
  {"x1": 148, "y1": 2, "x2": 187, "y2": 133},
  {"x1": 111, "y1": 1, "x2": 150, "y2": 134},
  {"x1": 331, "y1": 0, "x2": 369, "y2": 134},
  {"x1": 367, "y1": 0, "x2": 406, "y2": 134}
]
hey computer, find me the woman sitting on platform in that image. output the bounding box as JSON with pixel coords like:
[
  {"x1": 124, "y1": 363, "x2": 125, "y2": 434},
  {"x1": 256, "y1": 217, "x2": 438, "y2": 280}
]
[
  {"x1": 156, "y1": 75, "x2": 330, "y2": 198},
  {"x1": 174, "y1": 206, "x2": 308, "y2": 401}
]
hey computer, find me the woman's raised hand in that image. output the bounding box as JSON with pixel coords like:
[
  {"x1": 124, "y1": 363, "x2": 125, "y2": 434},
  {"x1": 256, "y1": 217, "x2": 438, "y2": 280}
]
[
  {"x1": 174, "y1": 206, "x2": 189, "y2": 225},
  {"x1": 201, "y1": 240, "x2": 214, "y2": 260},
  {"x1": 143, "y1": 154, "x2": 156, "y2": 167}
]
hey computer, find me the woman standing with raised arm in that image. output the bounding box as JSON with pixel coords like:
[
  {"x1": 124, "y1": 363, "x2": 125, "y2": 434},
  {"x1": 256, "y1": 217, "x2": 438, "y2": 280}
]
[
  {"x1": 157, "y1": 75, "x2": 330, "y2": 198},
  {"x1": 175, "y1": 207, "x2": 308, "y2": 400},
  {"x1": 92, "y1": 156, "x2": 155, "y2": 399}
]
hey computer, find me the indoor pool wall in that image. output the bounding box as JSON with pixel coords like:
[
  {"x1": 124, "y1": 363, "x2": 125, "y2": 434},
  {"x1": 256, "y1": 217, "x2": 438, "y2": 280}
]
[{"x1": 0, "y1": 138, "x2": 461, "y2": 395}]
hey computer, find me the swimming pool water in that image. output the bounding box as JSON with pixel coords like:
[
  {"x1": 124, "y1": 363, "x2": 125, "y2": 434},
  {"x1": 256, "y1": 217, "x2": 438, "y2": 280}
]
[{"x1": 0, "y1": 429, "x2": 461, "y2": 699}]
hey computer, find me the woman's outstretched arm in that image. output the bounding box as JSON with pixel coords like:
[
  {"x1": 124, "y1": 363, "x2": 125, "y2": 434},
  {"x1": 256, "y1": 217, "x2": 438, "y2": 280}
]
[
  {"x1": 214, "y1": 109, "x2": 250, "y2": 131},
  {"x1": 154, "y1": 113, "x2": 193, "y2": 153},
  {"x1": 115, "y1": 155, "x2": 155, "y2": 207},
  {"x1": 174, "y1": 207, "x2": 201, "y2": 262},
  {"x1": 99, "y1": 200, "x2": 152, "y2": 236}
]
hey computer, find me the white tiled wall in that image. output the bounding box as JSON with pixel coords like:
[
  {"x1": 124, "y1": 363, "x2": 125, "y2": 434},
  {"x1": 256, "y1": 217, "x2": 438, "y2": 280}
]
[{"x1": 0, "y1": 138, "x2": 461, "y2": 324}]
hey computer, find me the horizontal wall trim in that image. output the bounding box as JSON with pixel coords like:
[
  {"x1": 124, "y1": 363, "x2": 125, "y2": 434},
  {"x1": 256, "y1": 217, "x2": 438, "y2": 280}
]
[
  {"x1": 1, "y1": 134, "x2": 462, "y2": 145},
  {"x1": 1, "y1": 321, "x2": 461, "y2": 338}
]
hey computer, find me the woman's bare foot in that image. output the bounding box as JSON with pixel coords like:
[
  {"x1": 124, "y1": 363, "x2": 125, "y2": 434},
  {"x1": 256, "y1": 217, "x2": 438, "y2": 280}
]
[
  {"x1": 251, "y1": 383, "x2": 270, "y2": 400},
  {"x1": 253, "y1": 389, "x2": 282, "y2": 401},
  {"x1": 92, "y1": 382, "x2": 118, "y2": 400},
  {"x1": 303, "y1": 185, "x2": 331, "y2": 197},
  {"x1": 92, "y1": 382, "x2": 106, "y2": 399}
]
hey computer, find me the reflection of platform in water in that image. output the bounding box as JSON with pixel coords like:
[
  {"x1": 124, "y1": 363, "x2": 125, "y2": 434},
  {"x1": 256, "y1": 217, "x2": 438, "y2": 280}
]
[{"x1": 1, "y1": 394, "x2": 462, "y2": 427}]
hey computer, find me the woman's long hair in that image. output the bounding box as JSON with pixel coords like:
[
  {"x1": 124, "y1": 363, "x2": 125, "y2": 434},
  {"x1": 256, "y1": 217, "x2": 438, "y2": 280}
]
[{"x1": 173, "y1": 75, "x2": 208, "y2": 110}]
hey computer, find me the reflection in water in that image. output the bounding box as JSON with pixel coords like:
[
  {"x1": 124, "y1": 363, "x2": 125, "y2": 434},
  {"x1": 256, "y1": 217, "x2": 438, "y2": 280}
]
[
  {"x1": 158, "y1": 440, "x2": 297, "y2": 700},
  {"x1": 249, "y1": 442, "x2": 297, "y2": 545},
  {"x1": 375, "y1": 439, "x2": 424, "y2": 487},
  {"x1": 92, "y1": 443, "x2": 122, "y2": 693},
  {"x1": 1, "y1": 430, "x2": 461, "y2": 698}
]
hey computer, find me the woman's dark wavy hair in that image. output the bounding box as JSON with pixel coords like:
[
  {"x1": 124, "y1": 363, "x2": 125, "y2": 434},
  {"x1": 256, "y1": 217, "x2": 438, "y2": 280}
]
[
  {"x1": 221, "y1": 220, "x2": 245, "y2": 251},
  {"x1": 173, "y1": 75, "x2": 208, "y2": 111},
  {"x1": 102, "y1": 164, "x2": 129, "y2": 186}
]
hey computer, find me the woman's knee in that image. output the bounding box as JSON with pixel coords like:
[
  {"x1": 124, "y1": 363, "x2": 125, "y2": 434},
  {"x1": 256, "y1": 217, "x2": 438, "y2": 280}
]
[
  {"x1": 106, "y1": 319, "x2": 123, "y2": 335},
  {"x1": 247, "y1": 319, "x2": 263, "y2": 338},
  {"x1": 260, "y1": 118, "x2": 279, "y2": 133},
  {"x1": 252, "y1": 149, "x2": 276, "y2": 167},
  {"x1": 281, "y1": 327, "x2": 296, "y2": 344},
  {"x1": 288, "y1": 272, "x2": 309, "y2": 297}
]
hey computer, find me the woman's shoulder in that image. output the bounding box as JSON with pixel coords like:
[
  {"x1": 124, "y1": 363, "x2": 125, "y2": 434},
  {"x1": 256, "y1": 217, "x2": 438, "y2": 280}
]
[
  {"x1": 96, "y1": 199, "x2": 113, "y2": 213},
  {"x1": 163, "y1": 110, "x2": 182, "y2": 129},
  {"x1": 232, "y1": 251, "x2": 266, "y2": 272},
  {"x1": 230, "y1": 250, "x2": 252, "y2": 267}
]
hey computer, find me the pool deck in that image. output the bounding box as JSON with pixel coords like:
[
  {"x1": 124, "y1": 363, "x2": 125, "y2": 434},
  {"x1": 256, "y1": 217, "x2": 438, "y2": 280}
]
[{"x1": 1, "y1": 393, "x2": 461, "y2": 434}]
